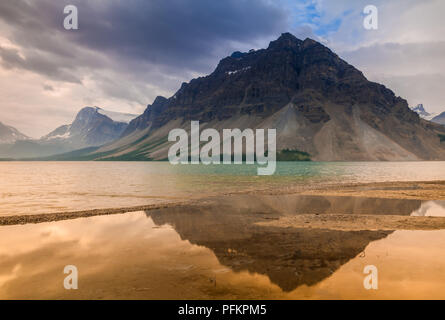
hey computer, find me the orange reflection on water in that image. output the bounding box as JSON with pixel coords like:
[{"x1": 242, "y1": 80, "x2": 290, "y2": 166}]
[{"x1": 1, "y1": 209, "x2": 445, "y2": 299}]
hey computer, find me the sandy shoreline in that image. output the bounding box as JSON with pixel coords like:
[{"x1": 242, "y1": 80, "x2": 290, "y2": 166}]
[
  {"x1": 1, "y1": 180, "x2": 445, "y2": 227},
  {"x1": 0, "y1": 201, "x2": 193, "y2": 226},
  {"x1": 298, "y1": 180, "x2": 445, "y2": 200},
  {"x1": 257, "y1": 213, "x2": 445, "y2": 231}
]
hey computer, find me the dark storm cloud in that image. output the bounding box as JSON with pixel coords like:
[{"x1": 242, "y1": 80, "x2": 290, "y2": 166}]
[
  {"x1": 75, "y1": 0, "x2": 287, "y2": 71},
  {"x1": 0, "y1": 0, "x2": 288, "y2": 79},
  {"x1": 0, "y1": 0, "x2": 290, "y2": 138},
  {"x1": 0, "y1": 46, "x2": 82, "y2": 83}
]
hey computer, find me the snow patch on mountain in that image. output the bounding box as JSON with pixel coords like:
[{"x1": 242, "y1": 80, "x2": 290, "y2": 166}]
[
  {"x1": 226, "y1": 66, "x2": 251, "y2": 75},
  {"x1": 410, "y1": 104, "x2": 436, "y2": 120}
]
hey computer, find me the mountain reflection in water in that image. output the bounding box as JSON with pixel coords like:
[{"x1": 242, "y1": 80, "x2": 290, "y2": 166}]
[
  {"x1": 145, "y1": 194, "x2": 426, "y2": 291},
  {"x1": 2, "y1": 194, "x2": 445, "y2": 299}
]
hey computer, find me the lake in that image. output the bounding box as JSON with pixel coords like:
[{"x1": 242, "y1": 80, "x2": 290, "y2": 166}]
[
  {"x1": 1, "y1": 161, "x2": 445, "y2": 216},
  {"x1": 1, "y1": 161, "x2": 445, "y2": 299},
  {"x1": 0, "y1": 194, "x2": 445, "y2": 299}
]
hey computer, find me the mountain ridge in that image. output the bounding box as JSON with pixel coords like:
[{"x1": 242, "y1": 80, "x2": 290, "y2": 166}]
[
  {"x1": 0, "y1": 107, "x2": 137, "y2": 159},
  {"x1": 14, "y1": 33, "x2": 445, "y2": 161},
  {"x1": 410, "y1": 104, "x2": 437, "y2": 121},
  {"x1": 432, "y1": 112, "x2": 445, "y2": 125},
  {"x1": 85, "y1": 32, "x2": 445, "y2": 161},
  {"x1": 40, "y1": 106, "x2": 132, "y2": 148},
  {"x1": 0, "y1": 122, "x2": 30, "y2": 144}
]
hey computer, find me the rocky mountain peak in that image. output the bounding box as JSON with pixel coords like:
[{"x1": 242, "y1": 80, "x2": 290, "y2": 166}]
[
  {"x1": 121, "y1": 96, "x2": 168, "y2": 136},
  {"x1": 70, "y1": 107, "x2": 107, "y2": 135},
  {"x1": 40, "y1": 106, "x2": 131, "y2": 148},
  {"x1": 87, "y1": 32, "x2": 445, "y2": 162},
  {"x1": 413, "y1": 104, "x2": 426, "y2": 113},
  {"x1": 0, "y1": 122, "x2": 29, "y2": 144},
  {"x1": 152, "y1": 96, "x2": 168, "y2": 106},
  {"x1": 119, "y1": 32, "x2": 420, "y2": 139},
  {"x1": 267, "y1": 32, "x2": 303, "y2": 50},
  {"x1": 410, "y1": 104, "x2": 436, "y2": 120}
]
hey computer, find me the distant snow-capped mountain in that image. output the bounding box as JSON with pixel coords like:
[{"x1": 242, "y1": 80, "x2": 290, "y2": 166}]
[
  {"x1": 40, "y1": 107, "x2": 138, "y2": 148},
  {"x1": 410, "y1": 104, "x2": 436, "y2": 120},
  {"x1": 0, "y1": 122, "x2": 29, "y2": 144},
  {"x1": 0, "y1": 107, "x2": 139, "y2": 159}
]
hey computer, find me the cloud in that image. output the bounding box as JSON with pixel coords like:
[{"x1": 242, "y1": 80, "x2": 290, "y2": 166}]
[
  {"x1": 43, "y1": 84, "x2": 54, "y2": 91},
  {"x1": 0, "y1": 0, "x2": 445, "y2": 137},
  {"x1": 341, "y1": 41, "x2": 445, "y2": 77},
  {"x1": 0, "y1": 0, "x2": 288, "y2": 137},
  {"x1": 0, "y1": 45, "x2": 82, "y2": 83},
  {"x1": 73, "y1": 0, "x2": 287, "y2": 71},
  {"x1": 0, "y1": 0, "x2": 288, "y2": 76},
  {"x1": 301, "y1": 0, "x2": 445, "y2": 113},
  {"x1": 371, "y1": 73, "x2": 445, "y2": 112},
  {"x1": 342, "y1": 41, "x2": 445, "y2": 110}
]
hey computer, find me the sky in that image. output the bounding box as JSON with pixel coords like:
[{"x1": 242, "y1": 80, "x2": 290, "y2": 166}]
[{"x1": 0, "y1": 0, "x2": 444, "y2": 138}]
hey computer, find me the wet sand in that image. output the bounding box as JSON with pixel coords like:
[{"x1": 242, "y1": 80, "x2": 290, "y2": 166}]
[
  {"x1": 255, "y1": 180, "x2": 445, "y2": 231},
  {"x1": 0, "y1": 201, "x2": 192, "y2": 226},
  {"x1": 257, "y1": 214, "x2": 445, "y2": 231},
  {"x1": 299, "y1": 180, "x2": 445, "y2": 200},
  {"x1": 2, "y1": 180, "x2": 445, "y2": 230}
]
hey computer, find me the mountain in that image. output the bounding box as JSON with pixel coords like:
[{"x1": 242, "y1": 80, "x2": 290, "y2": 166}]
[
  {"x1": 410, "y1": 104, "x2": 436, "y2": 120},
  {"x1": 0, "y1": 107, "x2": 138, "y2": 159},
  {"x1": 411, "y1": 104, "x2": 445, "y2": 126},
  {"x1": 40, "y1": 107, "x2": 136, "y2": 149},
  {"x1": 432, "y1": 112, "x2": 445, "y2": 125},
  {"x1": 47, "y1": 33, "x2": 445, "y2": 161},
  {"x1": 0, "y1": 122, "x2": 29, "y2": 144}
]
